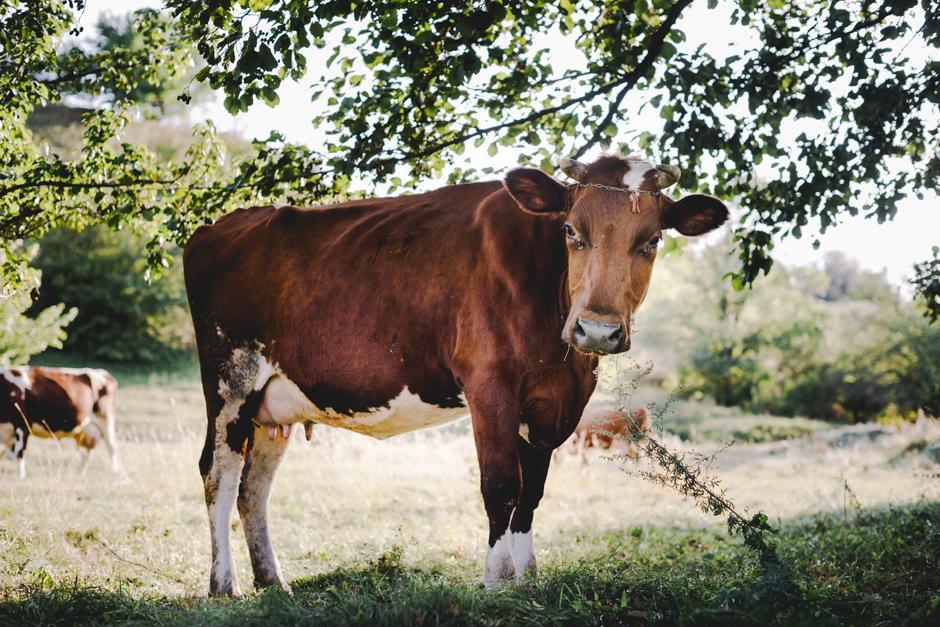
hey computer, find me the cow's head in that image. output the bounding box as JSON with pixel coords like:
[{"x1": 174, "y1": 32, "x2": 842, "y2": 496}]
[{"x1": 504, "y1": 154, "x2": 728, "y2": 355}]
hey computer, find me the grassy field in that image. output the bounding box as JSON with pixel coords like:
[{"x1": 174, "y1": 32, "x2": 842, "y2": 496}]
[{"x1": 0, "y1": 364, "x2": 938, "y2": 624}]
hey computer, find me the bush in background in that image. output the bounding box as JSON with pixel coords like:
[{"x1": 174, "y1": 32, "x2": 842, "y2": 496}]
[
  {"x1": 0, "y1": 244, "x2": 76, "y2": 365},
  {"x1": 634, "y1": 237, "x2": 939, "y2": 423},
  {"x1": 30, "y1": 226, "x2": 192, "y2": 364}
]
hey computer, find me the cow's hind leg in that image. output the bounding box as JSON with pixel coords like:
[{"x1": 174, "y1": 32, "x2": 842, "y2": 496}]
[
  {"x1": 237, "y1": 421, "x2": 291, "y2": 592},
  {"x1": 203, "y1": 426, "x2": 245, "y2": 596},
  {"x1": 98, "y1": 395, "x2": 120, "y2": 471},
  {"x1": 78, "y1": 446, "x2": 92, "y2": 474},
  {"x1": 12, "y1": 427, "x2": 27, "y2": 479},
  {"x1": 509, "y1": 439, "x2": 552, "y2": 578},
  {"x1": 201, "y1": 384, "x2": 260, "y2": 596}
]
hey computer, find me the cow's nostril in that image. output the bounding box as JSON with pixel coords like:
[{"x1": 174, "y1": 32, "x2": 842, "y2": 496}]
[
  {"x1": 573, "y1": 319, "x2": 587, "y2": 340},
  {"x1": 610, "y1": 326, "x2": 624, "y2": 346}
]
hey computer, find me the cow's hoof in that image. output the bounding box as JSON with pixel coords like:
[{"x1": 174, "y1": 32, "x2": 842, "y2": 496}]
[
  {"x1": 257, "y1": 579, "x2": 292, "y2": 596},
  {"x1": 479, "y1": 576, "x2": 512, "y2": 590},
  {"x1": 209, "y1": 588, "x2": 242, "y2": 598},
  {"x1": 209, "y1": 581, "x2": 242, "y2": 597}
]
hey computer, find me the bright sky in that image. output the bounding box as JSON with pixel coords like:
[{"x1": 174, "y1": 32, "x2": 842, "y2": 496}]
[{"x1": 82, "y1": 1, "x2": 939, "y2": 291}]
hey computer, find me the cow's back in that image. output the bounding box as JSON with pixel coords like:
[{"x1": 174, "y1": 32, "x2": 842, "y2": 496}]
[{"x1": 184, "y1": 182, "x2": 504, "y2": 407}]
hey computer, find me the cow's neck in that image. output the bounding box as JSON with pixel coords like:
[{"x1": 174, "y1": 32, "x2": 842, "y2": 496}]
[{"x1": 475, "y1": 193, "x2": 574, "y2": 362}]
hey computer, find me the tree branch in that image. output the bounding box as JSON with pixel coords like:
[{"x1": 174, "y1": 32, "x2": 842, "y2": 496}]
[
  {"x1": 389, "y1": 0, "x2": 694, "y2": 165},
  {"x1": 573, "y1": 0, "x2": 695, "y2": 158},
  {"x1": 0, "y1": 177, "x2": 185, "y2": 198}
]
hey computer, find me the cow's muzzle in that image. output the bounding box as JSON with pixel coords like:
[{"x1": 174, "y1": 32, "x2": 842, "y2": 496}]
[{"x1": 570, "y1": 317, "x2": 627, "y2": 354}]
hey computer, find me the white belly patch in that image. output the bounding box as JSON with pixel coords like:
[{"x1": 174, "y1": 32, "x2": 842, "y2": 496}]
[{"x1": 257, "y1": 374, "x2": 468, "y2": 440}]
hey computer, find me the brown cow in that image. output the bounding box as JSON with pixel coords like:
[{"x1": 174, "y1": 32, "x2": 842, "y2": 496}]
[
  {"x1": 1, "y1": 366, "x2": 119, "y2": 477},
  {"x1": 566, "y1": 405, "x2": 652, "y2": 464},
  {"x1": 184, "y1": 154, "x2": 728, "y2": 595}
]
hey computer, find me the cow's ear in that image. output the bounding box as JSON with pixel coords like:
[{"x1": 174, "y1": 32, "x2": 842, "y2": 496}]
[
  {"x1": 662, "y1": 194, "x2": 729, "y2": 236},
  {"x1": 504, "y1": 168, "x2": 569, "y2": 214}
]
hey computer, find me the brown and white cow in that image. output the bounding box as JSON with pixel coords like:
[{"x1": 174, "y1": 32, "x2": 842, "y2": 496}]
[
  {"x1": 184, "y1": 154, "x2": 728, "y2": 595},
  {"x1": 0, "y1": 366, "x2": 119, "y2": 477},
  {"x1": 565, "y1": 405, "x2": 652, "y2": 464}
]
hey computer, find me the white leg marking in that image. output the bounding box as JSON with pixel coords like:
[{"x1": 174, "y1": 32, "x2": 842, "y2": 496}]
[
  {"x1": 238, "y1": 424, "x2": 291, "y2": 592},
  {"x1": 205, "y1": 344, "x2": 276, "y2": 596},
  {"x1": 483, "y1": 528, "x2": 516, "y2": 588},
  {"x1": 11, "y1": 427, "x2": 25, "y2": 457},
  {"x1": 78, "y1": 448, "x2": 91, "y2": 474},
  {"x1": 100, "y1": 401, "x2": 120, "y2": 471},
  {"x1": 11, "y1": 426, "x2": 26, "y2": 477},
  {"x1": 207, "y1": 357, "x2": 256, "y2": 596},
  {"x1": 510, "y1": 531, "x2": 536, "y2": 577},
  {"x1": 206, "y1": 446, "x2": 244, "y2": 596},
  {"x1": 107, "y1": 436, "x2": 120, "y2": 471},
  {"x1": 9, "y1": 424, "x2": 26, "y2": 478}
]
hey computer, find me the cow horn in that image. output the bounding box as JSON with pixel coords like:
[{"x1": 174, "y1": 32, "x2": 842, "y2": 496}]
[
  {"x1": 559, "y1": 156, "x2": 588, "y2": 181},
  {"x1": 654, "y1": 163, "x2": 681, "y2": 188}
]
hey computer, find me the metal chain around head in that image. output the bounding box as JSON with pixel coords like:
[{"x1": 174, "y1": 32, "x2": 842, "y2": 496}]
[{"x1": 574, "y1": 183, "x2": 661, "y2": 196}]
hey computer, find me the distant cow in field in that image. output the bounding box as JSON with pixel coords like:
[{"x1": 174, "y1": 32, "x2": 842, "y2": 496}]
[
  {"x1": 0, "y1": 366, "x2": 119, "y2": 477},
  {"x1": 564, "y1": 405, "x2": 652, "y2": 464},
  {"x1": 184, "y1": 153, "x2": 728, "y2": 595}
]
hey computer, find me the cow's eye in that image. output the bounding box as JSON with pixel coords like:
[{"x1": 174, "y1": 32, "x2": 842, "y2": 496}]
[
  {"x1": 641, "y1": 235, "x2": 661, "y2": 256},
  {"x1": 564, "y1": 223, "x2": 586, "y2": 249}
]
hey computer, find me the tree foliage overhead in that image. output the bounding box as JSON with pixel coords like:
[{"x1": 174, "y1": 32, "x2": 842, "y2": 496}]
[
  {"x1": 1, "y1": 1, "x2": 938, "y2": 318},
  {"x1": 0, "y1": 0, "x2": 339, "y2": 277}
]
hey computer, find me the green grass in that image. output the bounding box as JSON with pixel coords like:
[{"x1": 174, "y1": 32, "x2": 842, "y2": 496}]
[
  {"x1": 1, "y1": 503, "x2": 937, "y2": 625},
  {"x1": 1, "y1": 363, "x2": 938, "y2": 625}
]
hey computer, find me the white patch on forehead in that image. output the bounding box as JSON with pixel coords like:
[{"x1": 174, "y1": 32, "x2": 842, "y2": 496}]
[
  {"x1": 1, "y1": 367, "x2": 31, "y2": 393},
  {"x1": 620, "y1": 156, "x2": 657, "y2": 190}
]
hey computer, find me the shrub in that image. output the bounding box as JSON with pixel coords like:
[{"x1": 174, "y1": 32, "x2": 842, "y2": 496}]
[
  {"x1": 30, "y1": 226, "x2": 192, "y2": 364},
  {"x1": 0, "y1": 244, "x2": 76, "y2": 365}
]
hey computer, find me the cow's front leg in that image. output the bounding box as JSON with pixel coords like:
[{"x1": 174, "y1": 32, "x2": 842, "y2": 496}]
[
  {"x1": 509, "y1": 438, "x2": 552, "y2": 577},
  {"x1": 237, "y1": 422, "x2": 291, "y2": 593},
  {"x1": 466, "y1": 380, "x2": 522, "y2": 588},
  {"x1": 78, "y1": 446, "x2": 92, "y2": 474}
]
